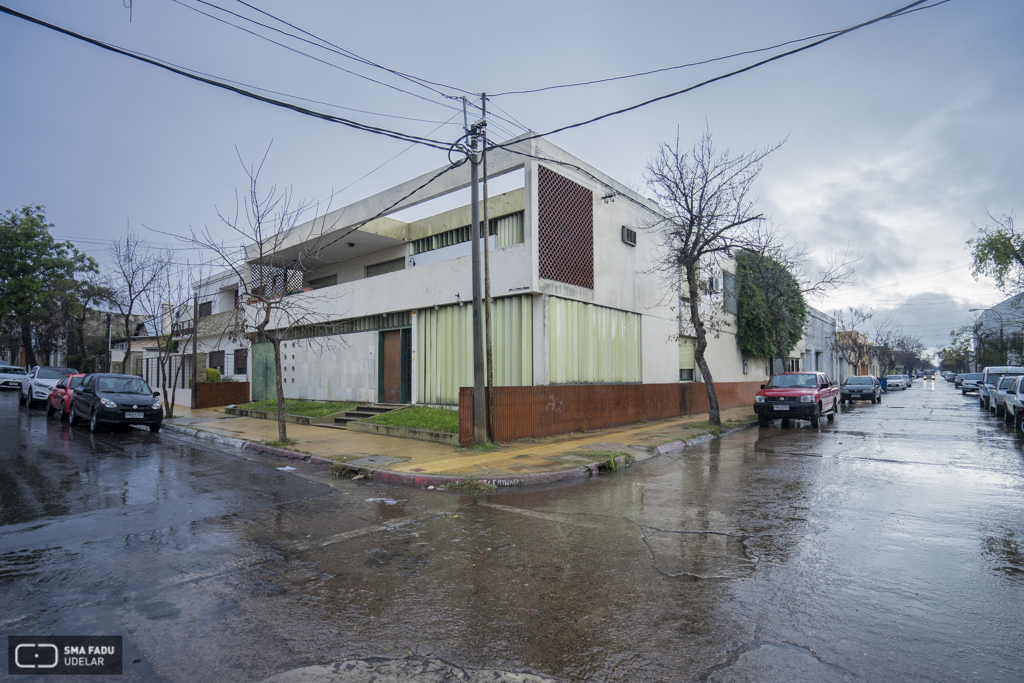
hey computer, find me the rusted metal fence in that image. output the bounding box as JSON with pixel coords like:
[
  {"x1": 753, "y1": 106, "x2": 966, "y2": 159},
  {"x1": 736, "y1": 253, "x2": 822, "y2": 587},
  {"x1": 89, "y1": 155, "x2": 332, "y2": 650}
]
[
  {"x1": 459, "y1": 381, "x2": 763, "y2": 446},
  {"x1": 195, "y1": 382, "x2": 250, "y2": 409}
]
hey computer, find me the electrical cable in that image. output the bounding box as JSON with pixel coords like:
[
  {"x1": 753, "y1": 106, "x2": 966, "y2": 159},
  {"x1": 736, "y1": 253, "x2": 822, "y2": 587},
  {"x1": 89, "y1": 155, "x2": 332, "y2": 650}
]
[
  {"x1": 169, "y1": 0, "x2": 463, "y2": 114},
  {"x1": 486, "y1": 0, "x2": 940, "y2": 153},
  {"x1": 0, "y1": 4, "x2": 457, "y2": 151},
  {"x1": 229, "y1": 0, "x2": 479, "y2": 98}
]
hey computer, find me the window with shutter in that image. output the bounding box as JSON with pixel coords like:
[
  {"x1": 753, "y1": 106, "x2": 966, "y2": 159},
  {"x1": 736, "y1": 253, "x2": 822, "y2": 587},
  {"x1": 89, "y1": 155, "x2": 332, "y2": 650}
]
[{"x1": 234, "y1": 348, "x2": 247, "y2": 374}]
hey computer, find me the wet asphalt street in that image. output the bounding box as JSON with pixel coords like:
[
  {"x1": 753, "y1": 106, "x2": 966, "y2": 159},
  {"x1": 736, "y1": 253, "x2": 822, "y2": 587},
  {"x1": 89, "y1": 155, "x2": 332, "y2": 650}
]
[{"x1": 1, "y1": 380, "x2": 1022, "y2": 682}]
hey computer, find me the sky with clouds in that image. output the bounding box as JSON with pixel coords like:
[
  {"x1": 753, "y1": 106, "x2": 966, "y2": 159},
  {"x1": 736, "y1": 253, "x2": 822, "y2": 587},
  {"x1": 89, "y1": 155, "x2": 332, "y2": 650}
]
[{"x1": 1, "y1": 0, "x2": 1021, "y2": 358}]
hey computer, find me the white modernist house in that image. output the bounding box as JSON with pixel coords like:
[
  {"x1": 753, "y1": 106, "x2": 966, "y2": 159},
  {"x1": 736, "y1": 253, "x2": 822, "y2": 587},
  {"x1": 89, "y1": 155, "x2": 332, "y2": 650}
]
[{"x1": 240, "y1": 135, "x2": 768, "y2": 405}]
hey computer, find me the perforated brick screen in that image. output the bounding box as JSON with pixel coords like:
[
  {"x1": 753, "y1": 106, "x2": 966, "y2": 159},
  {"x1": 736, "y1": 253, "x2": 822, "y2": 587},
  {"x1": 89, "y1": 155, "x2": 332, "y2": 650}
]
[{"x1": 538, "y1": 165, "x2": 594, "y2": 289}]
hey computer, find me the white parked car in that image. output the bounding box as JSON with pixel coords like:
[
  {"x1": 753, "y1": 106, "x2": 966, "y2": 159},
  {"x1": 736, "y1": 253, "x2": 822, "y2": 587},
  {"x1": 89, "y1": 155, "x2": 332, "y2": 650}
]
[
  {"x1": 19, "y1": 365, "x2": 78, "y2": 408},
  {"x1": 0, "y1": 364, "x2": 27, "y2": 390},
  {"x1": 885, "y1": 374, "x2": 908, "y2": 390},
  {"x1": 1002, "y1": 376, "x2": 1024, "y2": 429}
]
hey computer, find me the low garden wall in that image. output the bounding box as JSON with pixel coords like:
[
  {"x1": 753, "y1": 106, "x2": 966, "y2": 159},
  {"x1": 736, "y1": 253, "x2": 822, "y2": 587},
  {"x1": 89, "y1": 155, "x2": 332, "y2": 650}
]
[
  {"x1": 195, "y1": 382, "x2": 250, "y2": 409},
  {"x1": 459, "y1": 381, "x2": 763, "y2": 446}
]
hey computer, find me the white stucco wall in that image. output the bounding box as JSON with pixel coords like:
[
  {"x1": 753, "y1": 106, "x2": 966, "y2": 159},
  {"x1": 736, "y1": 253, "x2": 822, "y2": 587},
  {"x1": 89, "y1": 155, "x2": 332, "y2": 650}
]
[{"x1": 277, "y1": 332, "x2": 377, "y2": 403}]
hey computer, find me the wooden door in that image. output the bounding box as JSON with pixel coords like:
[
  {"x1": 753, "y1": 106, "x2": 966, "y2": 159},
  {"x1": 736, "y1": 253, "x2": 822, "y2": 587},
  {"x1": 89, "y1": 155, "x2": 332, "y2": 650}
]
[{"x1": 382, "y1": 330, "x2": 401, "y2": 403}]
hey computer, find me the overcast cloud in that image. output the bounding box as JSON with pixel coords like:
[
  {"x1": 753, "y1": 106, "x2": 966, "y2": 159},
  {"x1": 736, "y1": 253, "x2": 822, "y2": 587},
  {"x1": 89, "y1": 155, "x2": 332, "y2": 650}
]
[{"x1": 1, "y1": 0, "x2": 1021, "y2": 355}]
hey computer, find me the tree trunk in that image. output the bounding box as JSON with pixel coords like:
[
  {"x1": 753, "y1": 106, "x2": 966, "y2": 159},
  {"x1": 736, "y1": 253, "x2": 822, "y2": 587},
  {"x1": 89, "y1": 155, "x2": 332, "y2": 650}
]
[
  {"x1": 20, "y1": 323, "x2": 35, "y2": 368},
  {"x1": 687, "y1": 265, "x2": 720, "y2": 426},
  {"x1": 271, "y1": 336, "x2": 287, "y2": 442}
]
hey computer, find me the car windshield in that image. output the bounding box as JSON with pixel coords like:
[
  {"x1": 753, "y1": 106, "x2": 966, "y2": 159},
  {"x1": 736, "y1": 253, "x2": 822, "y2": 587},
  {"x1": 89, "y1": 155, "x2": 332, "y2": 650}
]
[
  {"x1": 37, "y1": 367, "x2": 75, "y2": 380},
  {"x1": 999, "y1": 377, "x2": 1016, "y2": 389},
  {"x1": 966, "y1": 373, "x2": 983, "y2": 380},
  {"x1": 97, "y1": 377, "x2": 152, "y2": 395},
  {"x1": 2, "y1": 367, "x2": 26, "y2": 375},
  {"x1": 767, "y1": 373, "x2": 818, "y2": 388},
  {"x1": 68, "y1": 377, "x2": 83, "y2": 389},
  {"x1": 845, "y1": 377, "x2": 872, "y2": 385}
]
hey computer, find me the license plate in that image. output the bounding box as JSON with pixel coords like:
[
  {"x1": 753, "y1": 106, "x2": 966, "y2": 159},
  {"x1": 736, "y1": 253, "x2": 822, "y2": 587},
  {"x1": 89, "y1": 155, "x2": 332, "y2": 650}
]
[
  {"x1": 124, "y1": 412, "x2": 144, "y2": 419},
  {"x1": 774, "y1": 405, "x2": 790, "y2": 411}
]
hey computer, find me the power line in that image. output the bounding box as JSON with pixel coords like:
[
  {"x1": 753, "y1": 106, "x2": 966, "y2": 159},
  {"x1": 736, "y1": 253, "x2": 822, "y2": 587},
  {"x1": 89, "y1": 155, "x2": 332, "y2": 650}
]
[
  {"x1": 169, "y1": 0, "x2": 463, "y2": 114},
  {"x1": 229, "y1": 0, "x2": 480, "y2": 98},
  {"x1": 486, "y1": 0, "x2": 943, "y2": 153},
  {"x1": 0, "y1": 4, "x2": 457, "y2": 151},
  {"x1": 492, "y1": 1, "x2": 951, "y2": 97}
]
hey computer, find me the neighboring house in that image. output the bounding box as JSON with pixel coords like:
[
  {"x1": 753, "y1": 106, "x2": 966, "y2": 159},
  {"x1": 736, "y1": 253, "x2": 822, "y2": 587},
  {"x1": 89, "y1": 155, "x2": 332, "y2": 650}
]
[
  {"x1": 110, "y1": 320, "x2": 159, "y2": 374},
  {"x1": 973, "y1": 294, "x2": 1024, "y2": 368},
  {"x1": 174, "y1": 270, "x2": 248, "y2": 381},
  {"x1": 802, "y1": 307, "x2": 840, "y2": 380},
  {"x1": 238, "y1": 135, "x2": 767, "y2": 405},
  {"x1": 835, "y1": 329, "x2": 877, "y2": 381}
]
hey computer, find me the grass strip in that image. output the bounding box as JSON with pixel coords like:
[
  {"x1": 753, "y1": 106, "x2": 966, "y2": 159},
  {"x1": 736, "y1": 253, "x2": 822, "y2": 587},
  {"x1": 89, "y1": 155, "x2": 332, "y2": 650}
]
[
  {"x1": 236, "y1": 398, "x2": 357, "y2": 418},
  {"x1": 366, "y1": 406, "x2": 459, "y2": 433}
]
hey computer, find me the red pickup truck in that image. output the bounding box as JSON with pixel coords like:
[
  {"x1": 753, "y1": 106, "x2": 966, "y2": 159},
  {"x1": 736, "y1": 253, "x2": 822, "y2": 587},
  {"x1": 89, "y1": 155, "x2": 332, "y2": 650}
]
[{"x1": 754, "y1": 371, "x2": 840, "y2": 428}]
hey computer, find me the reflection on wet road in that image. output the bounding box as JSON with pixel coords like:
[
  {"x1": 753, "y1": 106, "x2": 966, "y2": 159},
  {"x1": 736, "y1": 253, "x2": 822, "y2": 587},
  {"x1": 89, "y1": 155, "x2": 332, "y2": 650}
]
[{"x1": 1, "y1": 381, "x2": 1022, "y2": 682}]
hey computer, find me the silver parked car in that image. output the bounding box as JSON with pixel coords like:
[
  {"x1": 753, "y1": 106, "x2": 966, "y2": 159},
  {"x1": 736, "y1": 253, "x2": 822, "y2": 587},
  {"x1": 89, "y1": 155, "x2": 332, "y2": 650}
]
[
  {"x1": 0, "y1": 364, "x2": 27, "y2": 390},
  {"x1": 885, "y1": 374, "x2": 908, "y2": 390},
  {"x1": 961, "y1": 373, "x2": 984, "y2": 395},
  {"x1": 989, "y1": 375, "x2": 1019, "y2": 418}
]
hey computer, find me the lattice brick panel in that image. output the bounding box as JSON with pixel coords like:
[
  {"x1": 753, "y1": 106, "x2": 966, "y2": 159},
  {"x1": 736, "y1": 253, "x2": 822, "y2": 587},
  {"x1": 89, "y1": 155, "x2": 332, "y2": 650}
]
[{"x1": 538, "y1": 166, "x2": 594, "y2": 289}]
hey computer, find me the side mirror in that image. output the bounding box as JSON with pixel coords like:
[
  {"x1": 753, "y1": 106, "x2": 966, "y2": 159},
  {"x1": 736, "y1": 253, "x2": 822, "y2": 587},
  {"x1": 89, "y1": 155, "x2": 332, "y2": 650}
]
[
  {"x1": 760, "y1": 384, "x2": 765, "y2": 390},
  {"x1": 153, "y1": 391, "x2": 161, "y2": 397}
]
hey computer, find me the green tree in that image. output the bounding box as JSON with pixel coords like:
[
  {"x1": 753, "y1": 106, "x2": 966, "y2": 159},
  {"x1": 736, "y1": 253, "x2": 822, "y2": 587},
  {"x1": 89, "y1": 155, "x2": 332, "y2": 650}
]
[
  {"x1": 0, "y1": 205, "x2": 96, "y2": 367},
  {"x1": 735, "y1": 250, "x2": 807, "y2": 371},
  {"x1": 968, "y1": 212, "x2": 1023, "y2": 294}
]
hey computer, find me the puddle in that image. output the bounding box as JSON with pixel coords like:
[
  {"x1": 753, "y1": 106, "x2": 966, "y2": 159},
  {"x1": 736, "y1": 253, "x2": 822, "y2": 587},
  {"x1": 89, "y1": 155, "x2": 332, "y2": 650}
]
[{"x1": 642, "y1": 530, "x2": 757, "y2": 579}]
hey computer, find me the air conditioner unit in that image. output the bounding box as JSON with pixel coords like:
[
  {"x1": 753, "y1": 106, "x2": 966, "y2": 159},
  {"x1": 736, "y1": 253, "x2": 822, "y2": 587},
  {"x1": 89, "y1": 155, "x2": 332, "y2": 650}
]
[{"x1": 621, "y1": 226, "x2": 637, "y2": 246}]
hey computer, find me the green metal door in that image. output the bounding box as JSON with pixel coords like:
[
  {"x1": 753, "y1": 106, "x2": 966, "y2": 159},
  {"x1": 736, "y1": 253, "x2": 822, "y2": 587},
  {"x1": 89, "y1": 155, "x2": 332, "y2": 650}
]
[{"x1": 252, "y1": 342, "x2": 276, "y2": 402}]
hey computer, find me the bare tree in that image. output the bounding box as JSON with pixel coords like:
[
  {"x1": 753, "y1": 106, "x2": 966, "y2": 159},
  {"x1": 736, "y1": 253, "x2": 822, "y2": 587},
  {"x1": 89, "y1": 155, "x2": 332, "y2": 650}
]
[
  {"x1": 833, "y1": 307, "x2": 874, "y2": 379},
  {"x1": 645, "y1": 129, "x2": 783, "y2": 426},
  {"x1": 140, "y1": 261, "x2": 210, "y2": 418},
  {"x1": 108, "y1": 226, "x2": 171, "y2": 373},
  {"x1": 185, "y1": 147, "x2": 342, "y2": 442}
]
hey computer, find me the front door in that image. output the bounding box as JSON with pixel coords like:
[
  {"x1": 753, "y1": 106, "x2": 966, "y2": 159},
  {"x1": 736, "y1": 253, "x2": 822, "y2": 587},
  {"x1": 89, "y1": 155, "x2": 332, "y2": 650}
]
[{"x1": 381, "y1": 330, "x2": 402, "y2": 403}]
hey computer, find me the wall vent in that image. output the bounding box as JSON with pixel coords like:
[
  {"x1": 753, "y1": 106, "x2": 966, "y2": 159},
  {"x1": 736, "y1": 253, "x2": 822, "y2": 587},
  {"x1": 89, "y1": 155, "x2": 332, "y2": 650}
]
[{"x1": 621, "y1": 226, "x2": 637, "y2": 247}]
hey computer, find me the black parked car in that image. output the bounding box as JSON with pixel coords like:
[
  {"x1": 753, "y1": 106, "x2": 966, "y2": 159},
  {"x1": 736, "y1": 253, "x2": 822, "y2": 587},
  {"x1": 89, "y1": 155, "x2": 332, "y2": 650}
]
[
  {"x1": 70, "y1": 373, "x2": 163, "y2": 433},
  {"x1": 841, "y1": 375, "x2": 883, "y2": 404}
]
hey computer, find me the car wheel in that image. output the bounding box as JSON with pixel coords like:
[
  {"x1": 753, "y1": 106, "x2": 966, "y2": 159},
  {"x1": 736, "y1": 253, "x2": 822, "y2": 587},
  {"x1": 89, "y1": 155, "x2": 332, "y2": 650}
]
[
  {"x1": 996, "y1": 404, "x2": 1004, "y2": 417},
  {"x1": 780, "y1": 418, "x2": 790, "y2": 427},
  {"x1": 89, "y1": 410, "x2": 101, "y2": 433},
  {"x1": 827, "y1": 408, "x2": 835, "y2": 422},
  {"x1": 69, "y1": 405, "x2": 80, "y2": 426},
  {"x1": 757, "y1": 414, "x2": 768, "y2": 427},
  {"x1": 61, "y1": 401, "x2": 70, "y2": 421},
  {"x1": 149, "y1": 423, "x2": 161, "y2": 433},
  {"x1": 46, "y1": 402, "x2": 56, "y2": 417},
  {"x1": 809, "y1": 408, "x2": 820, "y2": 428},
  {"x1": 1005, "y1": 407, "x2": 1014, "y2": 424},
  {"x1": 1017, "y1": 412, "x2": 1024, "y2": 436},
  {"x1": 870, "y1": 395, "x2": 877, "y2": 404}
]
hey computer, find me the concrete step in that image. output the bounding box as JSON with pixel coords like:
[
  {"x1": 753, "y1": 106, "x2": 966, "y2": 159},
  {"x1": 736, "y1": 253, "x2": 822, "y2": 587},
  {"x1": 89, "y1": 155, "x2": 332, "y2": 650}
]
[{"x1": 331, "y1": 403, "x2": 408, "y2": 429}]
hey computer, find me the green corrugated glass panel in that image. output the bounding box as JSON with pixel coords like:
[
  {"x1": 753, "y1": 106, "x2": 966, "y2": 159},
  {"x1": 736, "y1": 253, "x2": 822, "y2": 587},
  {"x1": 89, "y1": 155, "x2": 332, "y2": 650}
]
[
  {"x1": 494, "y1": 212, "x2": 525, "y2": 248},
  {"x1": 548, "y1": 297, "x2": 641, "y2": 384},
  {"x1": 417, "y1": 295, "x2": 533, "y2": 404}
]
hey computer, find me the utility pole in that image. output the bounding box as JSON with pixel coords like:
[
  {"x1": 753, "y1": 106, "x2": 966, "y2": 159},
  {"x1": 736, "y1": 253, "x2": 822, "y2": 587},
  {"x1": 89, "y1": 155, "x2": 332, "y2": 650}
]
[
  {"x1": 191, "y1": 294, "x2": 199, "y2": 410},
  {"x1": 481, "y1": 94, "x2": 495, "y2": 441},
  {"x1": 105, "y1": 313, "x2": 112, "y2": 372},
  {"x1": 465, "y1": 97, "x2": 487, "y2": 445}
]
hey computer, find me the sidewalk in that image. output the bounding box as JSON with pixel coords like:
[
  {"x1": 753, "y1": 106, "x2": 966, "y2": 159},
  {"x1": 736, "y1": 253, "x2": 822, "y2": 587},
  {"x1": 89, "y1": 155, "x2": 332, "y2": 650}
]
[{"x1": 163, "y1": 405, "x2": 757, "y2": 487}]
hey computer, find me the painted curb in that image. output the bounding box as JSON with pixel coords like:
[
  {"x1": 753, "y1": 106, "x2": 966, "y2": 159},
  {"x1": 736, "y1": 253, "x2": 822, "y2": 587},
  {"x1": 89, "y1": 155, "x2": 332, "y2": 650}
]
[
  {"x1": 371, "y1": 467, "x2": 590, "y2": 489},
  {"x1": 161, "y1": 419, "x2": 743, "y2": 489}
]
